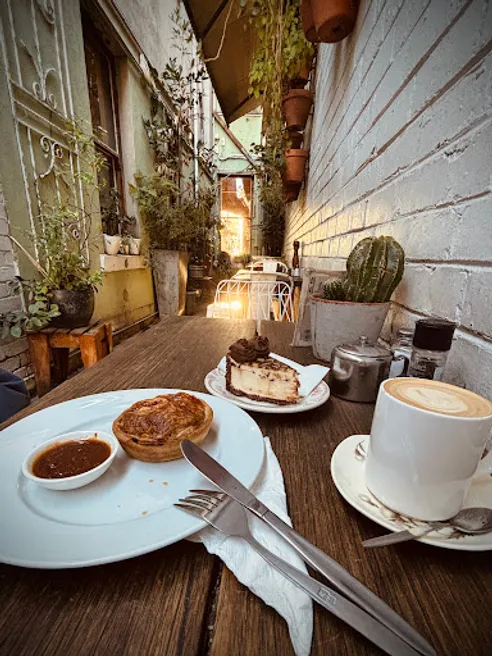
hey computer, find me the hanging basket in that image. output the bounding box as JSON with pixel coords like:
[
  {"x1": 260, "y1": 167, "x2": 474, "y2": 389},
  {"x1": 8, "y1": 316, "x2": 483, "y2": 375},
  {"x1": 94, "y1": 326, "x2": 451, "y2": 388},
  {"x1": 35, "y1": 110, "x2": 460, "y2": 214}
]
[
  {"x1": 283, "y1": 89, "x2": 313, "y2": 131},
  {"x1": 284, "y1": 149, "x2": 309, "y2": 185},
  {"x1": 311, "y1": 0, "x2": 357, "y2": 43},
  {"x1": 301, "y1": 0, "x2": 318, "y2": 43}
]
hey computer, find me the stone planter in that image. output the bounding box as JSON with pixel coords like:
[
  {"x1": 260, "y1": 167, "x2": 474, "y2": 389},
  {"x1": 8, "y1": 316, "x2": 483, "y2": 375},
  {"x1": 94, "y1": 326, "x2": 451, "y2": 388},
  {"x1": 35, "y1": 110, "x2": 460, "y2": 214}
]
[
  {"x1": 50, "y1": 288, "x2": 95, "y2": 329},
  {"x1": 283, "y1": 89, "x2": 313, "y2": 131},
  {"x1": 103, "y1": 234, "x2": 122, "y2": 256},
  {"x1": 310, "y1": 294, "x2": 390, "y2": 362},
  {"x1": 311, "y1": 0, "x2": 357, "y2": 43},
  {"x1": 152, "y1": 249, "x2": 189, "y2": 316}
]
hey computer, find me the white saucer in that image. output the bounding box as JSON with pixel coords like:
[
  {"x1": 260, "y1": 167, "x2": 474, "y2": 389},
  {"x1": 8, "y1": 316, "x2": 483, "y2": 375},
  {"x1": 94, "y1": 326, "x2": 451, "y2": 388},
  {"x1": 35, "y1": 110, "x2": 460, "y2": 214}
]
[
  {"x1": 330, "y1": 435, "x2": 492, "y2": 551},
  {"x1": 204, "y1": 367, "x2": 330, "y2": 414}
]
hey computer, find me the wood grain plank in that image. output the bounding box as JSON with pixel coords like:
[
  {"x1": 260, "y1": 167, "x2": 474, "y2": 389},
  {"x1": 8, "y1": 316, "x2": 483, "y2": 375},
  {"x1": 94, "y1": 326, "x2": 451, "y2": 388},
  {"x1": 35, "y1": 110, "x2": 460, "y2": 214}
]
[{"x1": 3, "y1": 318, "x2": 492, "y2": 656}]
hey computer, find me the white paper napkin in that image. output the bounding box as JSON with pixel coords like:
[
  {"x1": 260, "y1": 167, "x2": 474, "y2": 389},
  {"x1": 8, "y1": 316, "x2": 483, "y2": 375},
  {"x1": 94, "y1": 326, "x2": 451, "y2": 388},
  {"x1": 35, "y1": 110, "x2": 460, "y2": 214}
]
[
  {"x1": 217, "y1": 354, "x2": 329, "y2": 397},
  {"x1": 188, "y1": 438, "x2": 313, "y2": 656}
]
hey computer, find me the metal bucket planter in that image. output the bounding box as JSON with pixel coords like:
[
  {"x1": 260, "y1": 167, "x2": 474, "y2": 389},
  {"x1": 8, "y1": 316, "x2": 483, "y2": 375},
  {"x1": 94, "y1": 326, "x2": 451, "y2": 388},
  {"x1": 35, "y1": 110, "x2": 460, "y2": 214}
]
[{"x1": 310, "y1": 294, "x2": 390, "y2": 362}]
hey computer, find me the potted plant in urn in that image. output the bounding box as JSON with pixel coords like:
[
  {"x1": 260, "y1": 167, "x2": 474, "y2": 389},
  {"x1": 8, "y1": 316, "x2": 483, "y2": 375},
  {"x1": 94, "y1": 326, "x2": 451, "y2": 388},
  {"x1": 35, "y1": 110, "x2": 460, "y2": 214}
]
[
  {"x1": 8, "y1": 203, "x2": 102, "y2": 329},
  {"x1": 310, "y1": 236, "x2": 405, "y2": 361}
]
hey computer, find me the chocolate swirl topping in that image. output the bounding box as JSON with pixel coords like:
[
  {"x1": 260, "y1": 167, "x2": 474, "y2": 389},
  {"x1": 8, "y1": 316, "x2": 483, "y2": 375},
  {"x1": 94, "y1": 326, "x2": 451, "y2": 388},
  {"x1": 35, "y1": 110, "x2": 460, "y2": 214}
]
[{"x1": 228, "y1": 336, "x2": 270, "y2": 363}]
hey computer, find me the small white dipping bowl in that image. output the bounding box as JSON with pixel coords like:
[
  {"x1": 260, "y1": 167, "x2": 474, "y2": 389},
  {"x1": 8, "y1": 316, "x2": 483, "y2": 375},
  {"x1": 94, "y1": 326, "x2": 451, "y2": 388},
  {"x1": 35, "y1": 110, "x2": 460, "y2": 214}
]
[{"x1": 22, "y1": 430, "x2": 119, "y2": 491}]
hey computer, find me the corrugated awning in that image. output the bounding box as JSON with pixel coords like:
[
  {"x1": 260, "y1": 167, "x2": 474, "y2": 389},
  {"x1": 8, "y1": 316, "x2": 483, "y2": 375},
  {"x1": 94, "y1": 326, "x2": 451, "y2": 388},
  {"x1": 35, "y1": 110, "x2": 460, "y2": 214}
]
[{"x1": 183, "y1": 0, "x2": 260, "y2": 123}]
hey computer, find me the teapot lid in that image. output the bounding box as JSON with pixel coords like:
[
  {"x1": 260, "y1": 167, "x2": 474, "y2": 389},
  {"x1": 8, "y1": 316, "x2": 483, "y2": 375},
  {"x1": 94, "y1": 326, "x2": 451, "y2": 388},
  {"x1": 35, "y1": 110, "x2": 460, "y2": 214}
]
[{"x1": 335, "y1": 336, "x2": 391, "y2": 360}]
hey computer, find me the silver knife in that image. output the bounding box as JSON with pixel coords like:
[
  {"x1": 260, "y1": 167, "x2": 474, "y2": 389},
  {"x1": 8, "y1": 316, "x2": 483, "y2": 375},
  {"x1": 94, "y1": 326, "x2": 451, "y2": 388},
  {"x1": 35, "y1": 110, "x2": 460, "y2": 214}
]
[{"x1": 181, "y1": 440, "x2": 435, "y2": 656}]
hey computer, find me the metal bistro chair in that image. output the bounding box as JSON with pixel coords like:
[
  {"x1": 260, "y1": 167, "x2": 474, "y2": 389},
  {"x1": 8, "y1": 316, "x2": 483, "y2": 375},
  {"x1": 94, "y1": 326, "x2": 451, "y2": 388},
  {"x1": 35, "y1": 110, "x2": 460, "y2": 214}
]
[{"x1": 209, "y1": 277, "x2": 294, "y2": 322}]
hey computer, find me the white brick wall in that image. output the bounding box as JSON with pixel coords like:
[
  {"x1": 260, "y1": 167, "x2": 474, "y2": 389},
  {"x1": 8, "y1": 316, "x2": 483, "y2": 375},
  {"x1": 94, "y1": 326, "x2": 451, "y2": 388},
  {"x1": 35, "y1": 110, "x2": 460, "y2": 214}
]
[
  {"x1": 0, "y1": 183, "x2": 33, "y2": 383},
  {"x1": 285, "y1": 0, "x2": 492, "y2": 400}
]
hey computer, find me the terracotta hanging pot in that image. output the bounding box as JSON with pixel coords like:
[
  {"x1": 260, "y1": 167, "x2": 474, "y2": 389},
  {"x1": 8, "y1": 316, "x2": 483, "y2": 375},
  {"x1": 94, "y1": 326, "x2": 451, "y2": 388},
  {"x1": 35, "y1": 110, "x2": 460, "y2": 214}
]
[
  {"x1": 301, "y1": 0, "x2": 318, "y2": 43},
  {"x1": 311, "y1": 0, "x2": 357, "y2": 43},
  {"x1": 288, "y1": 131, "x2": 303, "y2": 149},
  {"x1": 289, "y1": 55, "x2": 314, "y2": 89},
  {"x1": 284, "y1": 149, "x2": 309, "y2": 185},
  {"x1": 283, "y1": 89, "x2": 313, "y2": 131},
  {"x1": 284, "y1": 181, "x2": 302, "y2": 203}
]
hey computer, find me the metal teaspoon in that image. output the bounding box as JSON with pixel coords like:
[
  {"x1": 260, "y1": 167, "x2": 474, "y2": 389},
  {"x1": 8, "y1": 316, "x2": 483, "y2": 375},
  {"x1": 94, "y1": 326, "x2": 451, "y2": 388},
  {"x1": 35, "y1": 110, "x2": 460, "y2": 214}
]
[{"x1": 362, "y1": 507, "x2": 492, "y2": 548}]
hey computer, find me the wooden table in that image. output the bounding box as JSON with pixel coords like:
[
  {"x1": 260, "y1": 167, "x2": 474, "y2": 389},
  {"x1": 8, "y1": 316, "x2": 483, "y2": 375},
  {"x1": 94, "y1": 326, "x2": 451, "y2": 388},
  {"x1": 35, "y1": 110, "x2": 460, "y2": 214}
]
[{"x1": 1, "y1": 317, "x2": 491, "y2": 655}]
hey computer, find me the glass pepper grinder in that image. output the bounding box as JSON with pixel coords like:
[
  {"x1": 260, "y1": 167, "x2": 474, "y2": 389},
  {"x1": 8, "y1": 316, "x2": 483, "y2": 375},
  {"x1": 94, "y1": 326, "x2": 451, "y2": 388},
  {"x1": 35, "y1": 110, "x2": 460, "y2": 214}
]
[
  {"x1": 407, "y1": 318, "x2": 456, "y2": 381},
  {"x1": 388, "y1": 327, "x2": 414, "y2": 378}
]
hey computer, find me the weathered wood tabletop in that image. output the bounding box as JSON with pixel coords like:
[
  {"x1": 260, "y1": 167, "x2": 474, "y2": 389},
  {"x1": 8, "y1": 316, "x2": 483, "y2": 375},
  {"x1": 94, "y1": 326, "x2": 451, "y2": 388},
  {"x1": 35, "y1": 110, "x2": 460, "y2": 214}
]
[{"x1": 1, "y1": 317, "x2": 491, "y2": 655}]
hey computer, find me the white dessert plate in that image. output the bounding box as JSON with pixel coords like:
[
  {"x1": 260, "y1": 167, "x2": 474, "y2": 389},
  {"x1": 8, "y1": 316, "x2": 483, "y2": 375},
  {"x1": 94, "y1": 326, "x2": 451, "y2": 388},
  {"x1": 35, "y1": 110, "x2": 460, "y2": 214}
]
[
  {"x1": 331, "y1": 434, "x2": 492, "y2": 551},
  {"x1": 0, "y1": 389, "x2": 265, "y2": 568},
  {"x1": 204, "y1": 367, "x2": 330, "y2": 414}
]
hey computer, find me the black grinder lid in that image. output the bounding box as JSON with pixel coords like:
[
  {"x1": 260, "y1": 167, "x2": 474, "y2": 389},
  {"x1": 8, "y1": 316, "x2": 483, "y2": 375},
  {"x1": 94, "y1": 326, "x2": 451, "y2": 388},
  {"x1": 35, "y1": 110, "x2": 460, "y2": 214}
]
[{"x1": 412, "y1": 318, "x2": 456, "y2": 351}]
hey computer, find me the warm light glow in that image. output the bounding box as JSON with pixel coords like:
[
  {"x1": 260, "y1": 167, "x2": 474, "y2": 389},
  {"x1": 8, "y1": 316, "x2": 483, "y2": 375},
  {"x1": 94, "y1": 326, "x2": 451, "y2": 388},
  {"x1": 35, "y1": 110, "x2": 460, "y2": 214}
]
[
  {"x1": 221, "y1": 211, "x2": 247, "y2": 256},
  {"x1": 206, "y1": 300, "x2": 243, "y2": 319}
]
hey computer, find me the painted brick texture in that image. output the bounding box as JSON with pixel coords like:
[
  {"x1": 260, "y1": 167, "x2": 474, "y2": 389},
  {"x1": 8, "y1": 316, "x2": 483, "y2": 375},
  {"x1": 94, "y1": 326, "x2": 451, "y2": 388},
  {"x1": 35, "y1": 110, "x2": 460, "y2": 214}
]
[
  {"x1": 285, "y1": 0, "x2": 492, "y2": 400},
  {"x1": 0, "y1": 183, "x2": 33, "y2": 382}
]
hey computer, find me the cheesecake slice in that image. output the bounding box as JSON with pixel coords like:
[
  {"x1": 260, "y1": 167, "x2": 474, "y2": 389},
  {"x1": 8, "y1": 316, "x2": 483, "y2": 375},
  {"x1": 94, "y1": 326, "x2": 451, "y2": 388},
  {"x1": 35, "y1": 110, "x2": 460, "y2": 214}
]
[{"x1": 225, "y1": 336, "x2": 300, "y2": 405}]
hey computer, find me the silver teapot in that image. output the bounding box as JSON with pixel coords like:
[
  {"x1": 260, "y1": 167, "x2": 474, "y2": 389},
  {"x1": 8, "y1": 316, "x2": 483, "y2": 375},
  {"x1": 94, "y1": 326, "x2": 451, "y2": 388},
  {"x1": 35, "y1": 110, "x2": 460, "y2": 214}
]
[{"x1": 328, "y1": 336, "x2": 398, "y2": 403}]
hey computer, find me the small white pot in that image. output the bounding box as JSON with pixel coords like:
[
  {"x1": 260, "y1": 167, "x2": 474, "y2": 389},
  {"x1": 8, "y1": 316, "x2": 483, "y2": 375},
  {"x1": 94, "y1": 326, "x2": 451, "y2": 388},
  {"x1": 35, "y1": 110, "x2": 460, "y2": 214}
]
[
  {"x1": 103, "y1": 234, "x2": 122, "y2": 256},
  {"x1": 22, "y1": 431, "x2": 119, "y2": 491},
  {"x1": 129, "y1": 237, "x2": 141, "y2": 255},
  {"x1": 310, "y1": 295, "x2": 390, "y2": 362}
]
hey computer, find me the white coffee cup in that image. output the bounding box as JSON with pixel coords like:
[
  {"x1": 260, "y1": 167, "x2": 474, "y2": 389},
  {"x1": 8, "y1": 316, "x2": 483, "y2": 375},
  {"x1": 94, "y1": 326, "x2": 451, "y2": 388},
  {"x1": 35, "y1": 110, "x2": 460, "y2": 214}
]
[{"x1": 365, "y1": 378, "x2": 492, "y2": 521}]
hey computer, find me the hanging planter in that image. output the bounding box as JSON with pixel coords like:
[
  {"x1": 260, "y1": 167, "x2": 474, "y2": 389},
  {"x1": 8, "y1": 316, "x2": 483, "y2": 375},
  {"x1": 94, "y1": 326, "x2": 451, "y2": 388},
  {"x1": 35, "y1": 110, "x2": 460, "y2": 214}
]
[
  {"x1": 289, "y1": 56, "x2": 314, "y2": 89},
  {"x1": 283, "y1": 89, "x2": 313, "y2": 131},
  {"x1": 301, "y1": 0, "x2": 318, "y2": 43},
  {"x1": 284, "y1": 149, "x2": 309, "y2": 185},
  {"x1": 288, "y1": 131, "x2": 304, "y2": 149},
  {"x1": 284, "y1": 181, "x2": 302, "y2": 203},
  {"x1": 311, "y1": 0, "x2": 357, "y2": 43}
]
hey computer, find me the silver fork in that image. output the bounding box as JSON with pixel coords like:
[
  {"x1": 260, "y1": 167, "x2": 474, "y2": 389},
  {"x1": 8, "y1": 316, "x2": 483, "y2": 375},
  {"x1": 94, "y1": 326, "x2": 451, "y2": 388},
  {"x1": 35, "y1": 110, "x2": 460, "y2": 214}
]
[{"x1": 175, "y1": 490, "x2": 422, "y2": 656}]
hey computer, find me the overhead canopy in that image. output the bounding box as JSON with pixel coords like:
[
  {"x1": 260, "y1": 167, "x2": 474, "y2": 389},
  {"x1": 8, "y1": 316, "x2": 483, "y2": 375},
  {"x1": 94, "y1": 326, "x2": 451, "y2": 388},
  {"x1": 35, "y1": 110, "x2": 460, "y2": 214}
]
[{"x1": 183, "y1": 0, "x2": 260, "y2": 123}]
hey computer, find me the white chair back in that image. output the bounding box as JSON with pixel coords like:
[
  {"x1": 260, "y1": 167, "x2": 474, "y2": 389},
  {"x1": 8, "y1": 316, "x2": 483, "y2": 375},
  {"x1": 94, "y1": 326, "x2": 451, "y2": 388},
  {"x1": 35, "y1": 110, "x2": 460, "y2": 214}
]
[{"x1": 208, "y1": 278, "x2": 294, "y2": 322}]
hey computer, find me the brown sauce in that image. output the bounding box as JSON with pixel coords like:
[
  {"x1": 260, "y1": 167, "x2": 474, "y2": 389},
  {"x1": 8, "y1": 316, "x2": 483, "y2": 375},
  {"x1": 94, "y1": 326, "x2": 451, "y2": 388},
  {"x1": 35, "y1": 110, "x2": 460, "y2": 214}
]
[{"x1": 32, "y1": 438, "x2": 111, "y2": 479}]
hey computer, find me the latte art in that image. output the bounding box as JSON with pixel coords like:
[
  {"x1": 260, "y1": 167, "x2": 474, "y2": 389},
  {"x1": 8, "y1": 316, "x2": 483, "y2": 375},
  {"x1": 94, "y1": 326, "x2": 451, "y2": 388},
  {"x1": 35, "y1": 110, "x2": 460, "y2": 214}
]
[{"x1": 384, "y1": 378, "x2": 492, "y2": 418}]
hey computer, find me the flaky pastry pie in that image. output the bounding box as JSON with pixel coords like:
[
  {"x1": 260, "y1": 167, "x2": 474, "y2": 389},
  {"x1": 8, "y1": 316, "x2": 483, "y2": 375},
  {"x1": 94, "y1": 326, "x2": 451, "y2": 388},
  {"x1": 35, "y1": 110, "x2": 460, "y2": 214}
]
[{"x1": 112, "y1": 392, "x2": 213, "y2": 462}]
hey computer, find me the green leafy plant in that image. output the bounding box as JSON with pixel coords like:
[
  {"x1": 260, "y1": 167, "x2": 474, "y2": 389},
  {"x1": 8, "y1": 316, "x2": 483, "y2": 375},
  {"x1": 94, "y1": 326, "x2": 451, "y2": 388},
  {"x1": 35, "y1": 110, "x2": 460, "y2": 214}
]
[
  {"x1": 323, "y1": 237, "x2": 405, "y2": 303},
  {"x1": 135, "y1": 8, "x2": 218, "y2": 261},
  {"x1": 1, "y1": 280, "x2": 61, "y2": 339},
  {"x1": 241, "y1": 2, "x2": 313, "y2": 253}
]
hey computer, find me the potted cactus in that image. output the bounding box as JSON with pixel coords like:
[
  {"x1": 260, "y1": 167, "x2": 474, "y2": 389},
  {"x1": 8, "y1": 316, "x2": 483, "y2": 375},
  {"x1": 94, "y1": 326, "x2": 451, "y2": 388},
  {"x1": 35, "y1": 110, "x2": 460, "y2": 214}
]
[{"x1": 310, "y1": 236, "x2": 405, "y2": 361}]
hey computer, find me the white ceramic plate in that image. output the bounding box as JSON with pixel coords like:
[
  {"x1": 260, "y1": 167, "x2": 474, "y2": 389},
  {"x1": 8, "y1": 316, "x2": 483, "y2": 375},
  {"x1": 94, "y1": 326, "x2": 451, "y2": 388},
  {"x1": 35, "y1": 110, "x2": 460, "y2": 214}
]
[
  {"x1": 331, "y1": 434, "x2": 492, "y2": 551},
  {"x1": 204, "y1": 367, "x2": 330, "y2": 414},
  {"x1": 0, "y1": 389, "x2": 265, "y2": 568}
]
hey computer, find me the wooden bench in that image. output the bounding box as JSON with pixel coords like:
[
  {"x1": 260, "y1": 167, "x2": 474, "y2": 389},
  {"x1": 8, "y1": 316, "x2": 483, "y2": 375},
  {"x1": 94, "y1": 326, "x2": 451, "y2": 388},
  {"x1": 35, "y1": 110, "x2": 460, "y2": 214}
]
[{"x1": 27, "y1": 323, "x2": 113, "y2": 397}]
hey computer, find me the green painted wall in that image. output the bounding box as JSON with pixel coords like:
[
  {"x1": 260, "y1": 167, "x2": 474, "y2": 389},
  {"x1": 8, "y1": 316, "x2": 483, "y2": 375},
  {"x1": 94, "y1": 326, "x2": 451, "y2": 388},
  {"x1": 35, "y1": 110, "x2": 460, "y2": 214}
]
[{"x1": 215, "y1": 111, "x2": 262, "y2": 174}]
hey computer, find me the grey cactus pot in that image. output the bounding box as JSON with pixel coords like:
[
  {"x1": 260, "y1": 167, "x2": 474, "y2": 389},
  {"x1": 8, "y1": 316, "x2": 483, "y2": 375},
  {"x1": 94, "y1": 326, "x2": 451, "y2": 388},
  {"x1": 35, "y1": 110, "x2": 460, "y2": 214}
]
[{"x1": 310, "y1": 295, "x2": 390, "y2": 362}]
